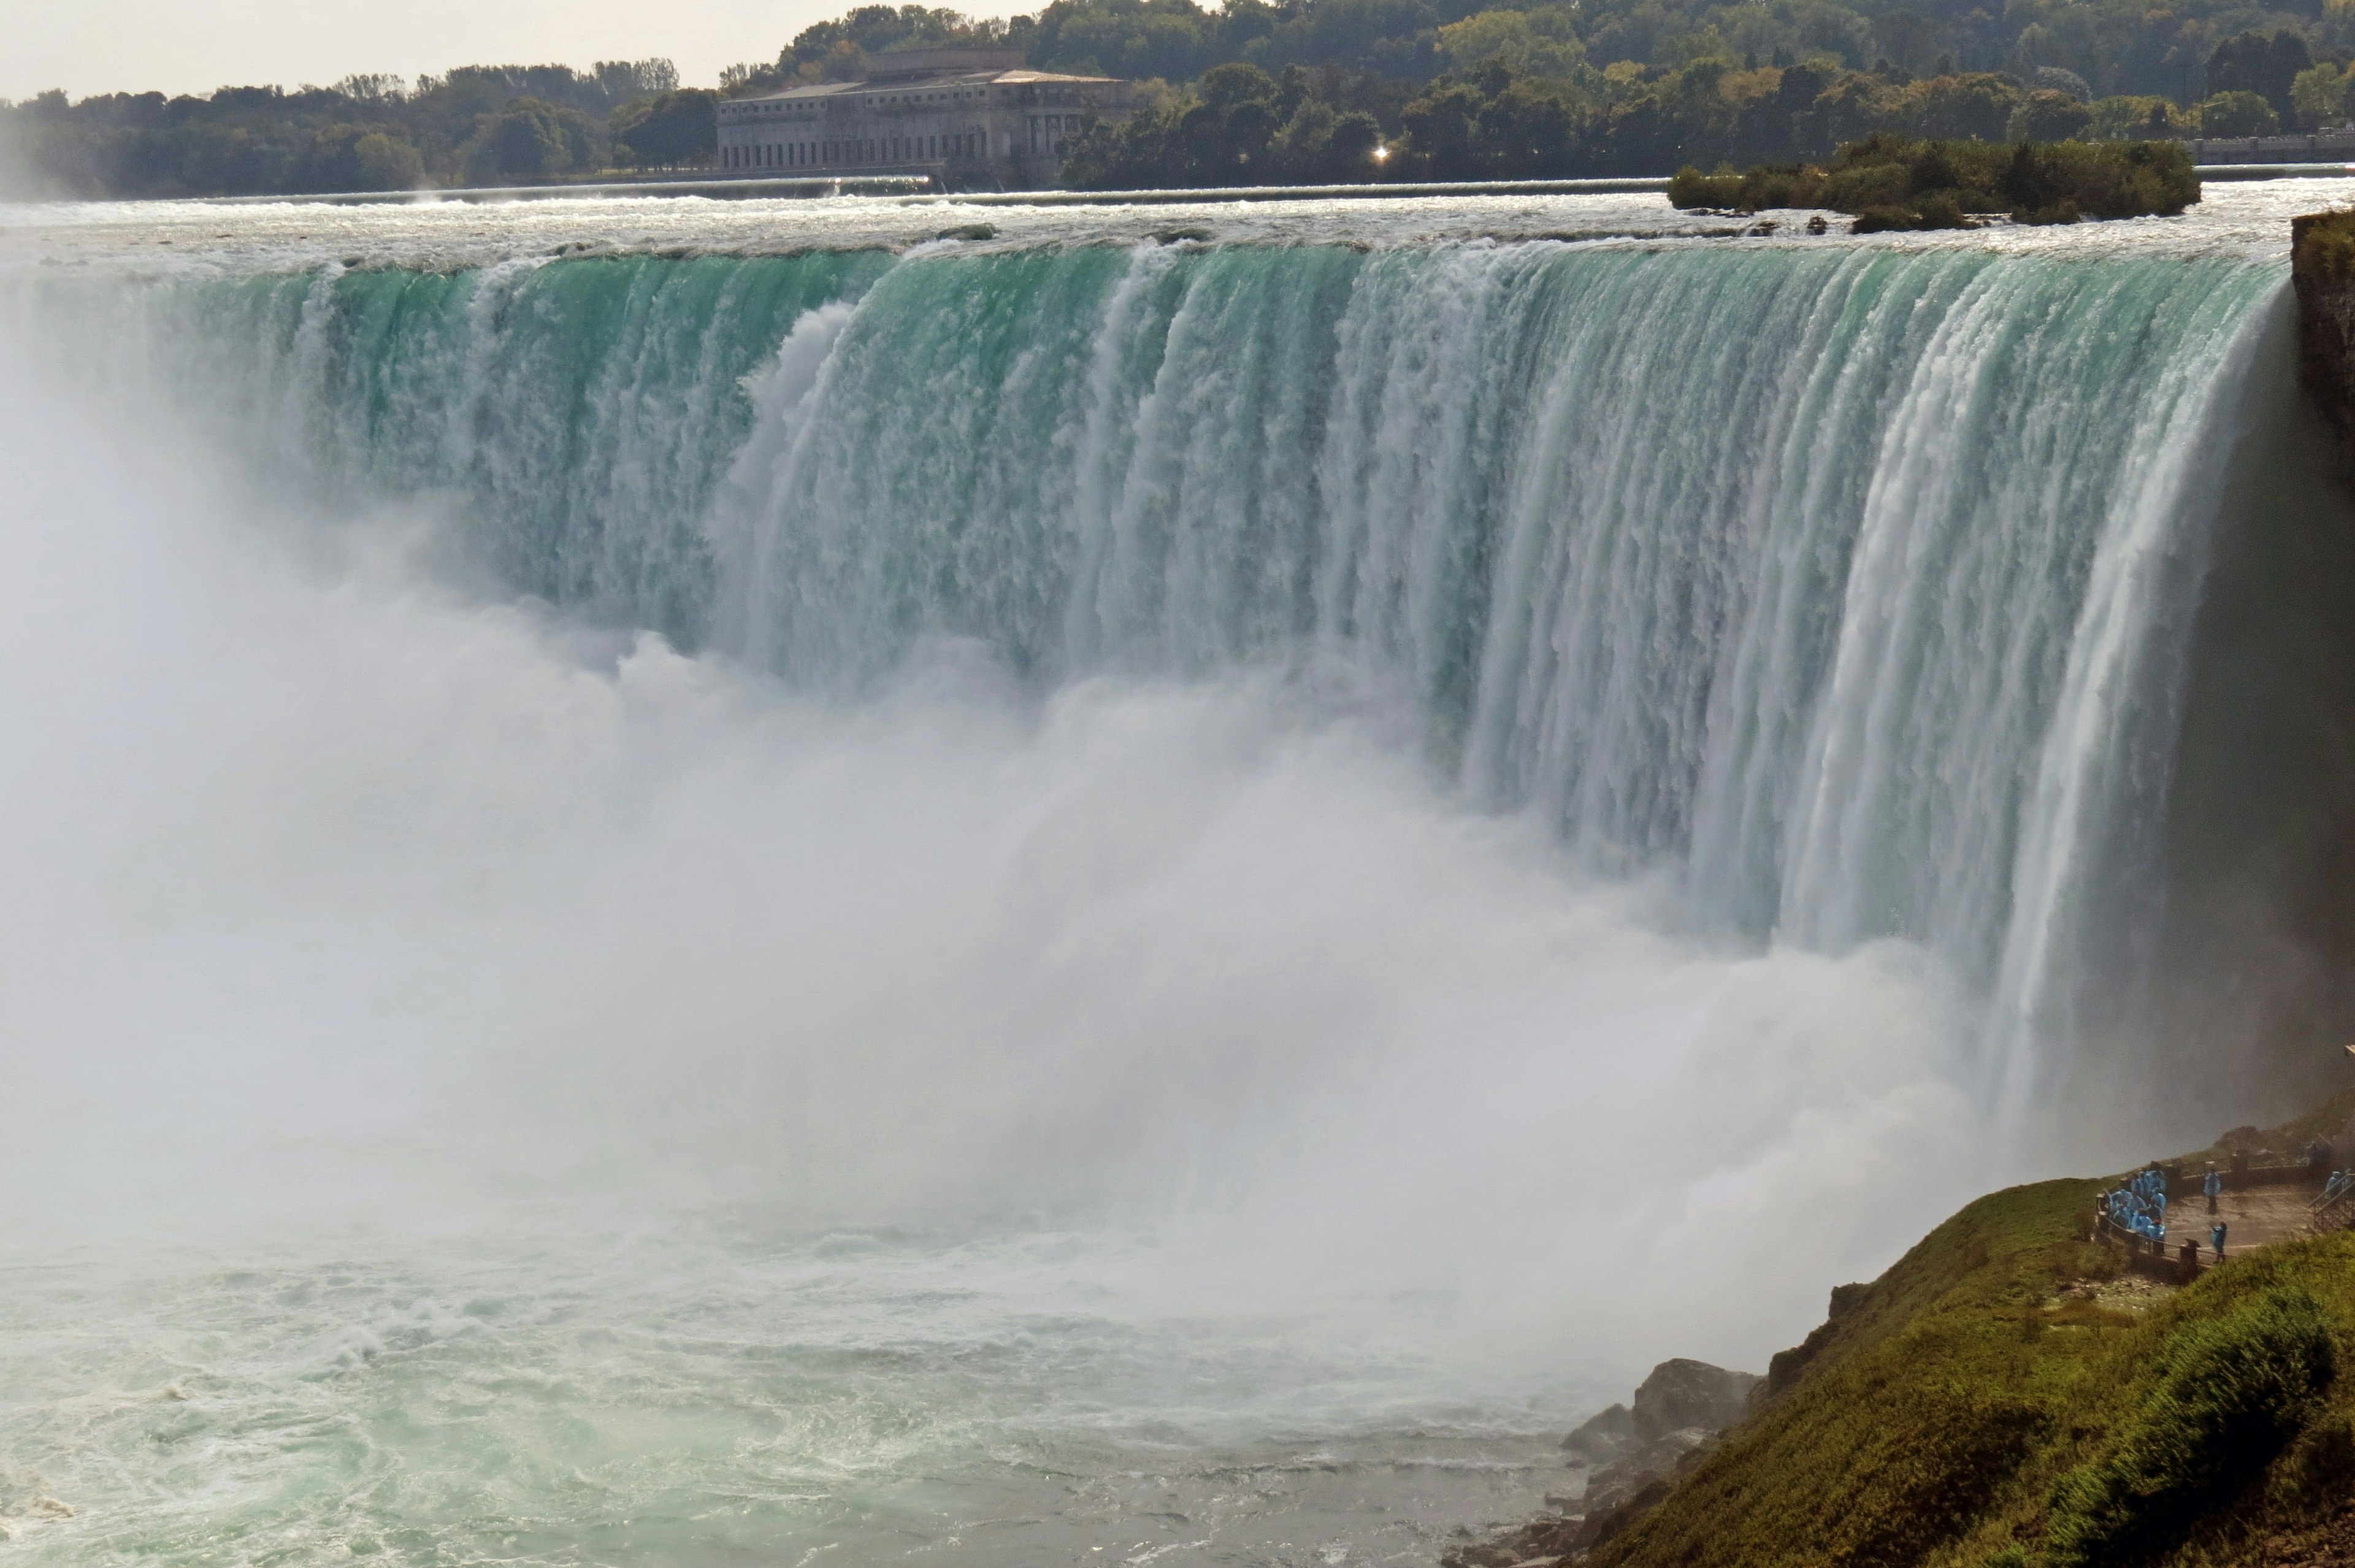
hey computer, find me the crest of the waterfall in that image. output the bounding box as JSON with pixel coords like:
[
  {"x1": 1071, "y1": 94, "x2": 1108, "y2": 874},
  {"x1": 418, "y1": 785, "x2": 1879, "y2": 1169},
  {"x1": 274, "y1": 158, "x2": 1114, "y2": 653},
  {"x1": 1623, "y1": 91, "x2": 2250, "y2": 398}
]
[{"x1": 50, "y1": 235, "x2": 2303, "y2": 1107}]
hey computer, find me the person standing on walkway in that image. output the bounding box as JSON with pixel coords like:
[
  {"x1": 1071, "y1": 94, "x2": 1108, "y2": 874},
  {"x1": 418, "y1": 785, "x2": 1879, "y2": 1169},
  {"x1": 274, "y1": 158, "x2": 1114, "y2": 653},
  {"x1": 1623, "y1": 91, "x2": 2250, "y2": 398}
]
[
  {"x1": 2211, "y1": 1220, "x2": 2228, "y2": 1263},
  {"x1": 2204, "y1": 1166, "x2": 2222, "y2": 1213}
]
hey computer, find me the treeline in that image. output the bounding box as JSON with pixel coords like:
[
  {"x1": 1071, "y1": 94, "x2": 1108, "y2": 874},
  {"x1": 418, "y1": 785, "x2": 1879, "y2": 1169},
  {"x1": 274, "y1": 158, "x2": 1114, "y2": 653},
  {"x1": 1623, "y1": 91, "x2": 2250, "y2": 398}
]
[
  {"x1": 718, "y1": 0, "x2": 2355, "y2": 109},
  {"x1": 1063, "y1": 53, "x2": 2292, "y2": 188},
  {"x1": 19, "y1": 0, "x2": 2355, "y2": 198},
  {"x1": 2, "y1": 60, "x2": 717, "y2": 197},
  {"x1": 710, "y1": 0, "x2": 2355, "y2": 188}
]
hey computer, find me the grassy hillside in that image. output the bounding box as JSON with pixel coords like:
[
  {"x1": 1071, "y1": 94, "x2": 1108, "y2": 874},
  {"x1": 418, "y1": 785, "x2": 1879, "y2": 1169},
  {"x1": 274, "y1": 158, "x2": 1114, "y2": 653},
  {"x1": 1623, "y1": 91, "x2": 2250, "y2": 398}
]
[{"x1": 1588, "y1": 1090, "x2": 2355, "y2": 1568}]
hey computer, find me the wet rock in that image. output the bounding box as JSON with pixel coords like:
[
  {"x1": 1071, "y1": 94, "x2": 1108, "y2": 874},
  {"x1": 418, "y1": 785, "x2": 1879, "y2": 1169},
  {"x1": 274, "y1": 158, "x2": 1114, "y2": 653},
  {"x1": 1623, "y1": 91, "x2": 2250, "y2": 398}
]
[
  {"x1": 1630, "y1": 1359, "x2": 1760, "y2": 1442},
  {"x1": 1561, "y1": 1401, "x2": 1636, "y2": 1462}
]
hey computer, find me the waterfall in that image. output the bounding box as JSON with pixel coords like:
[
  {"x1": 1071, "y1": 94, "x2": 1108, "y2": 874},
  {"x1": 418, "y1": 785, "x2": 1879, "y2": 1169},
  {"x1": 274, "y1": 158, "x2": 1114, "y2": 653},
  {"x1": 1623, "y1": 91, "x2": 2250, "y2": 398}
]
[{"x1": 74, "y1": 236, "x2": 2299, "y2": 1104}]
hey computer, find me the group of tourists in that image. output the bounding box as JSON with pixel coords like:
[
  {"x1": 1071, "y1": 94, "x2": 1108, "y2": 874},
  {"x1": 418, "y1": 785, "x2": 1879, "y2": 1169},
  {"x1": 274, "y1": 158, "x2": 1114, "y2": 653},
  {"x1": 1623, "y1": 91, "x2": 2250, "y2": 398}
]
[
  {"x1": 2103, "y1": 1168, "x2": 2170, "y2": 1242},
  {"x1": 2100, "y1": 1167, "x2": 2232, "y2": 1264}
]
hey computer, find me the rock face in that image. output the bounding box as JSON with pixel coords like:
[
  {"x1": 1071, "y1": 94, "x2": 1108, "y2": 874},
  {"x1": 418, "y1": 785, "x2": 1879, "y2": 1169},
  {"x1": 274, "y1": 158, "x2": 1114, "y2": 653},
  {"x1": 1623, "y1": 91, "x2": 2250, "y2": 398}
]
[
  {"x1": 2294, "y1": 212, "x2": 2355, "y2": 473},
  {"x1": 1445, "y1": 1358, "x2": 1760, "y2": 1567},
  {"x1": 1629, "y1": 1358, "x2": 1758, "y2": 1442},
  {"x1": 1561, "y1": 1401, "x2": 1637, "y2": 1463}
]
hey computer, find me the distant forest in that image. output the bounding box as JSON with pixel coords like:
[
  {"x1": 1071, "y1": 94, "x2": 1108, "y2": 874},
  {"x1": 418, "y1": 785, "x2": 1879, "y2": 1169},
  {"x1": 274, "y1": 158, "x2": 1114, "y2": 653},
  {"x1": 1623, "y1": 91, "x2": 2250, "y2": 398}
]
[{"x1": 8, "y1": 0, "x2": 2355, "y2": 197}]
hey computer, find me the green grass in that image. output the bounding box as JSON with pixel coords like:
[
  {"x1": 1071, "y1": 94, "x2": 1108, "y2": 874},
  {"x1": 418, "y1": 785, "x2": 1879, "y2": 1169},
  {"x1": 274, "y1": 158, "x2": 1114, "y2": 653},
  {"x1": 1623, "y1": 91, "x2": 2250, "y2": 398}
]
[
  {"x1": 1588, "y1": 1096, "x2": 2355, "y2": 1568},
  {"x1": 2044, "y1": 1285, "x2": 2334, "y2": 1566}
]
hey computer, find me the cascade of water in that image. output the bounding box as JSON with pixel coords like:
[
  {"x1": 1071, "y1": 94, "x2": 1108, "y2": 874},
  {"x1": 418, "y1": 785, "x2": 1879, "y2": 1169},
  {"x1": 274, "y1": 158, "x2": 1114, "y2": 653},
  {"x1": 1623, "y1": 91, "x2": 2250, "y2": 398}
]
[{"x1": 72, "y1": 237, "x2": 2295, "y2": 1100}]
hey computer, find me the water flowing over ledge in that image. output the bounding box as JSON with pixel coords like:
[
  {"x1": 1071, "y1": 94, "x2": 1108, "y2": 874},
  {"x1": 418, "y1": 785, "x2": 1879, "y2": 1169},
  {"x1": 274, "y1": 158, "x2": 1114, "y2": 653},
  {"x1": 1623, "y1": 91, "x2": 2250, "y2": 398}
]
[{"x1": 96, "y1": 237, "x2": 2297, "y2": 1107}]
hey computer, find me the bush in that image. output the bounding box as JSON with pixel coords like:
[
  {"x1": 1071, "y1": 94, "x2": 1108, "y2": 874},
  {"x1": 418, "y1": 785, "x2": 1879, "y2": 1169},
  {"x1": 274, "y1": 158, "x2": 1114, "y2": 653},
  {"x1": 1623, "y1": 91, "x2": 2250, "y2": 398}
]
[
  {"x1": 1817, "y1": 158, "x2": 1908, "y2": 210},
  {"x1": 1666, "y1": 165, "x2": 1746, "y2": 208},
  {"x1": 2299, "y1": 210, "x2": 2355, "y2": 283},
  {"x1": 2015, "y1": 197, "x2": 2080, "y2": 226},
  {"x1": 1848, "y1": 204, "x2": 1918, "y2": 232},
  {"x1": 2045, "y1": 1287, "x2": 2336, "y2": 1567}
]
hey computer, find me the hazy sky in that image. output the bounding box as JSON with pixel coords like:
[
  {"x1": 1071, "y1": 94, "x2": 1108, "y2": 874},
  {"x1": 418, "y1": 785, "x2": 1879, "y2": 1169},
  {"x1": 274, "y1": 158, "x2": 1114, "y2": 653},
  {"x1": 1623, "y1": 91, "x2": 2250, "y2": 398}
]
[{"x1": 6, "y1": 0, "x2": 995, "y2": 101}]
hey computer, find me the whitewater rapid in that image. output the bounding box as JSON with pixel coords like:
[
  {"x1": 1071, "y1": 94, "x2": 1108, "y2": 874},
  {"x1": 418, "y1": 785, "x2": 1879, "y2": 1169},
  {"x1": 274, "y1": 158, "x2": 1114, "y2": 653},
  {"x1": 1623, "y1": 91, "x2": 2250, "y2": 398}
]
[{"x1": 6, "y1": 183, "x2": 2353, "y2": 1565}]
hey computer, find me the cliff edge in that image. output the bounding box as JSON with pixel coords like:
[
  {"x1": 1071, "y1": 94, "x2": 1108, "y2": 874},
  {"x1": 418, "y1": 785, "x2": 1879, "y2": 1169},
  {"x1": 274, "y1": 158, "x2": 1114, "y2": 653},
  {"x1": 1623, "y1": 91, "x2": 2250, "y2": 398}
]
[
  {"x1": 1449, "y1": 1086, "x2": 2355, "y2": 1568},
  {"x1": 2294, "y1": 210, "x2": 2355, "y2": 469}
]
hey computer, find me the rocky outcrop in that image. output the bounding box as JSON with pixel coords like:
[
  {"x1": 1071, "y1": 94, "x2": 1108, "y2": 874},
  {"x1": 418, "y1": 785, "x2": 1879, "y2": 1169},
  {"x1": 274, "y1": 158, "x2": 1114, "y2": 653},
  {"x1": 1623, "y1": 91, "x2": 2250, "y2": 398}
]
[
  {"x1": 1441, "y1": 1359, "x2": 1760, "y2": 1568},
  {"x1": 1758, "y1": 1280, "x2": 1868, "y2": 1401},
  {"x1": 1628, "y1": 1358, "x2": 1758, "y2": 1439},
  {"x1": 2294, "y1": 211, "x2": 2355, "y2": 473}
]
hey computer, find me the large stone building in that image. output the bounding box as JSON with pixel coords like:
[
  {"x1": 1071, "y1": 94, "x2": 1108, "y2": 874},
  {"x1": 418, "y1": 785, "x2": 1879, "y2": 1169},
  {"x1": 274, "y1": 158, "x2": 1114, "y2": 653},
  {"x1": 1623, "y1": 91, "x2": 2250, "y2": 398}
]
[{"x1": 716, "y1": 49, "x2": 1133, "y2": 189}]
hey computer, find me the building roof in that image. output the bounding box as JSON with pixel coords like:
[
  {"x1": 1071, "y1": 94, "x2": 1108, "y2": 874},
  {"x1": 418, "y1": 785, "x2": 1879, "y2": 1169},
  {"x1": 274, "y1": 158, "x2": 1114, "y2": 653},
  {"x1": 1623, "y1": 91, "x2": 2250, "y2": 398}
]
[{"x1": 729, "y1": 57, "x2": 1121, "y2": 105}]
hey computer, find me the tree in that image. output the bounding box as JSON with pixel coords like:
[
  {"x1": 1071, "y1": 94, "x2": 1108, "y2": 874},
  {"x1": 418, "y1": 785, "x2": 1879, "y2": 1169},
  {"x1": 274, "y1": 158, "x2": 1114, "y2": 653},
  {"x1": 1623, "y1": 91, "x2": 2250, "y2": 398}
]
[
  {"x1": 1436, "y1": 8, "x2": 1588, "y2": 77},
  {"x1": 2292, "y1": 62, "x2": 2353, "y2": 129},
  {"x1": 2197, "y1": 88, "x2": 2281, "y2": 134},
  {"x1": 465, "y1": 96, "x2": 598, "y2": 178},
  {"x1": 2088, "y1": 94, "x2": 2185, "y2": 139},
  {"x1": 2205, "y1": 29, "x2": 2310, "y2": 118},
  {"x1": 302, "y1": 122, "x2": 424, "y2": 188},
  {"x1": 2008, "y1": 88, "x2": 2094, "y2": 140},
  {"x1": 609, "y1": 88, "x2": 718, "y2": 167},
  {"x1": 353, "y1": 131, "x2": 424, "y2": 187}
]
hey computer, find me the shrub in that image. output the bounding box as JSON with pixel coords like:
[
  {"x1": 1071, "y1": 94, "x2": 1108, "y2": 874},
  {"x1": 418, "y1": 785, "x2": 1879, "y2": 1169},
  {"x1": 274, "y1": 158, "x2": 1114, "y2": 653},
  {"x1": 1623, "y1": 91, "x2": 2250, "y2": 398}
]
[
  {"x1": 2015, "y1": 198, "x2": 2080, "y2": 225},
  {"x1": 1848, "y1": 204, "x2": 1918, "y2": 232},
  {"x1": 1818, "y1": 158, "x2": 1909, "y2": 210},
  {"x1": 1913, "y1": 189, "x2": 1967, "y2": 229},
  {"x1": 2296, "y1": 209, "x2": 2355, "y2": 283},
  {"x1": 1666, "y1": 165, "x2": 1747, "y2": 208},
  {"x1": 2045, "y1": 1287, "x2": 2336, "y2": 1567}
]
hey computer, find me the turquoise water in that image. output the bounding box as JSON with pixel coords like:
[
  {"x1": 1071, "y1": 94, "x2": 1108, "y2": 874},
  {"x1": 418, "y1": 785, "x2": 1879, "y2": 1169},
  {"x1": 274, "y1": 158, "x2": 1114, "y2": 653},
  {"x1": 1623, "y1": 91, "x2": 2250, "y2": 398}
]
[{"x1": 98, "y1": 238, "x2": 2282, "y2": 1050}]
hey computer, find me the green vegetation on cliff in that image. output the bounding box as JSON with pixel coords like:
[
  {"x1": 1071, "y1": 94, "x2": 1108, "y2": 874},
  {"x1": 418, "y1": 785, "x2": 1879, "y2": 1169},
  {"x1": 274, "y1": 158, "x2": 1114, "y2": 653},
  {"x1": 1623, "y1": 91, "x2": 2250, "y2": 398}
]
[
  {"x1": 2297, "y1": 207, "x2": 2355, "y2": 283},
  {"x1": 1576, "y1": 1091, "x2": 2355, "y2": 1568},
  {"x1": 1666, "y1": 134, "x2": 2199, "y2": 229}
]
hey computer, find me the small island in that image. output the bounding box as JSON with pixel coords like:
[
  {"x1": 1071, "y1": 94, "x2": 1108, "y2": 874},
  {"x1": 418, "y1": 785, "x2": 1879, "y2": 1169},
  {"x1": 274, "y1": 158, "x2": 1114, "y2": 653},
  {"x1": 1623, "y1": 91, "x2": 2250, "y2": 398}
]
[{"x1": 1669, "y1": 134, "x2": 2201, "y2": 231}]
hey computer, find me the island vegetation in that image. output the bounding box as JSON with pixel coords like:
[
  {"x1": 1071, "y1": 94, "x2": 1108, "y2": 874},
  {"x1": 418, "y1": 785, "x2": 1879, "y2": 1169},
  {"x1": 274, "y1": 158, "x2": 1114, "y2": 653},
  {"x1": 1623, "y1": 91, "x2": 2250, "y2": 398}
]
[
  {"x1": 1666, "y1": 133, "x2": 2199, "y2": 228},
  {"x1": 7, "y1": 0, "x2": 2355, "y2": 196}
]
